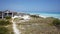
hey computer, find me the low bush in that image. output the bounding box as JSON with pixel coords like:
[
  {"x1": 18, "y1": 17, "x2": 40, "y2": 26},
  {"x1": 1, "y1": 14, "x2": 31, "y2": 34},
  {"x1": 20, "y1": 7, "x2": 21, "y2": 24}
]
[
  {"x1": 5, "y1": 16, "x2": 11, "y2": 19},
  {"x1": 52, "y1": 18, "x2": 60, "y2": 26},
  {"x1": 0, "y1": 20, "x2": 11, "y2": 26},
  {"x1": 0, "y1": 27, "x2": 9, "y2": 34},
  {"x1": 19, "y1": 18, "x2": 24, "y2": 20},
  {"x1": 30, "y1": 15, "x2": 40, "y2": 18}
]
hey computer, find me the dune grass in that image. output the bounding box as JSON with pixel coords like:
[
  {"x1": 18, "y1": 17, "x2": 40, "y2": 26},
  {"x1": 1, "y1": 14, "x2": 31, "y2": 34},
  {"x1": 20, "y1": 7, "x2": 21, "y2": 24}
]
[
  {"x1": 16, "y1": 17, "x2": 60, "y2": 34},
  {"x1": 0, "y1": 19, "x2": 13, "y2": 34},
  {"x1": 0, "y1": 16, "x2": 60, "y2": 34}
]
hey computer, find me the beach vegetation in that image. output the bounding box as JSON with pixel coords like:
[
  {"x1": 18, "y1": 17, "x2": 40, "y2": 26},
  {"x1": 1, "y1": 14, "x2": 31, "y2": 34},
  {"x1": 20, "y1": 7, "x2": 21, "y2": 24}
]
[
  {"x1": 5, "y1": 16, "x2": 11, "y2": 19},
  {"x1": 30, "y1": 15, "x2": 40, "y2": 18},
  {"x1": 0, "y1": 27, "x2": 9, "y2": 34},
  {"x1": 0, "y1": 20, "x2": 11, "y2": 26},
  {"x1": 52, "y1": 18, "x2": 60, "y2": 26}
]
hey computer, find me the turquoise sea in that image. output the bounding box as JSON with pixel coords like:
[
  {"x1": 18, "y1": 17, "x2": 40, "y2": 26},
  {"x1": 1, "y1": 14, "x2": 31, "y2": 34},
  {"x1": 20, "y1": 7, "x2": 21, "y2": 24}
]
[
  {"x1": 26, "y1": 12, "x2": 60, "y2": 19},
  {"x1": 39, "y1": 13, "x2": 60, "y2": 19}
]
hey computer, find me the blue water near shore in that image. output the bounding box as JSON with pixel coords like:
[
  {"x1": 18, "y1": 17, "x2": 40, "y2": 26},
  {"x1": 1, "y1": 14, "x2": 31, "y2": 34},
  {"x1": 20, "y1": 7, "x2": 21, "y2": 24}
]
[
  {"x1": 39, "y1": 13, "x2": 60, "y2": 19},
  {"x1": 26, "y1": 12, "x2": 60, "y2": 19}
]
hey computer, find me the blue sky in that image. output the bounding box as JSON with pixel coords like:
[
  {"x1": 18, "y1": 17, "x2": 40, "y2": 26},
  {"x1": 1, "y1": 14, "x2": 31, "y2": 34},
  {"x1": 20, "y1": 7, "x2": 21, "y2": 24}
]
[{"x1": 0, "y1": 0, "x2": 60, "y2": 13}]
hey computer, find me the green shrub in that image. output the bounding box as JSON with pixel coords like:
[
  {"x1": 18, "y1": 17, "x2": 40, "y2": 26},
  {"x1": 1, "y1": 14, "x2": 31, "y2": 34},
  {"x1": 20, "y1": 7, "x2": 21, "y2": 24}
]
[
  {"x1": 52, "y1": 18, "x2": 60, "y2": 26},
  {"x1": 0, "y1": 27, "x2": 9, "y2": 34},
  {"x1": 30, "y1": 15, "x2": 39, "y2": 18},
  {"x1": 14, "y1": 18, "x2": 24, "y2": 20},
  {"x1": 0, "y1": 20, "x2": 11, "y2": 26},
  {"x1": 5, "y1": 16, "x2": 11, "y2": 19},
  {"x1": 19, "y1": 18, "x2": 24, "y2": 20}
]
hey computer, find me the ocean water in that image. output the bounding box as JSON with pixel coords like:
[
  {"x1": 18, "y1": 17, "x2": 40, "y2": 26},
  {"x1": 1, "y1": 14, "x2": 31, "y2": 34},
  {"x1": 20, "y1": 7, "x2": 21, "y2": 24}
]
[
  {"x1": 28, "y1": 12, "x2": 60, "y2": 19},
  {"x1": 39, "y1": 13, "x2": 60, "y2": 19}
]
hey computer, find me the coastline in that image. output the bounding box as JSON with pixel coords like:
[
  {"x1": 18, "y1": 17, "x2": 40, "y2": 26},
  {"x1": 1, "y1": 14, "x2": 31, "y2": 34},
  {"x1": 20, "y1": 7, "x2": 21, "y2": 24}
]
[
  {"x1": 40, "y1": 13, "x2": 60, "y2": 18},
  {"x1": 28, "y1": 13, "x2": 60, "y2": 19}
]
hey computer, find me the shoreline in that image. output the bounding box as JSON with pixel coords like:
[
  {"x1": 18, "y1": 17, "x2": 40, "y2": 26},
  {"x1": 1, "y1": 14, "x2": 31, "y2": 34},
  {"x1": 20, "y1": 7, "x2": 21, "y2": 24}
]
[
  {"x1": 39, "y1": 15, "x2": 60, "y2": 19},
  {"x1": 29, "y1": 13, "x2": 60, "y2": 19}
]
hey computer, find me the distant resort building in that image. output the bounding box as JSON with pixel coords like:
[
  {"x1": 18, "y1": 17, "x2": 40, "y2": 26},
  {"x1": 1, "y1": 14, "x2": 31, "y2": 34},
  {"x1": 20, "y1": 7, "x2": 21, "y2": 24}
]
[
  {"x1": 0, "y1": 10, "x2": 17, "y2": 19},
  {"x1": 0, "y1": 10, "x2": 30, "y2": 19}
]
